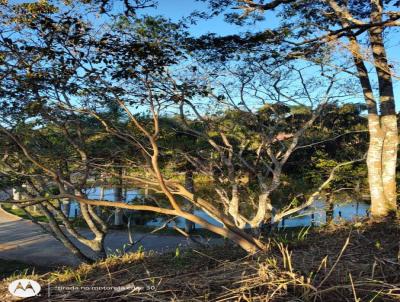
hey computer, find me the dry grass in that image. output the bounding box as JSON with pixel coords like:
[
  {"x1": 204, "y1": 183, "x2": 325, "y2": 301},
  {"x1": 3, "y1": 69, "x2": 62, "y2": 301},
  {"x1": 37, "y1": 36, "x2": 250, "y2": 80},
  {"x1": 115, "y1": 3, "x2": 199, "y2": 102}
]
[{"x1": 1, "y1": 218, "x2": 399, "y2": 301}]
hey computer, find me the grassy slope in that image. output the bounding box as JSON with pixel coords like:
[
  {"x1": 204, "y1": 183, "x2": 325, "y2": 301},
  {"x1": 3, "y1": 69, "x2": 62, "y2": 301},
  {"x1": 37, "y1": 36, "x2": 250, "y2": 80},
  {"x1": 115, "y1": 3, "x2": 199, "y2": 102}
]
[{"x1": 1, "y1": 219, "x2": 399, "y2": 301}]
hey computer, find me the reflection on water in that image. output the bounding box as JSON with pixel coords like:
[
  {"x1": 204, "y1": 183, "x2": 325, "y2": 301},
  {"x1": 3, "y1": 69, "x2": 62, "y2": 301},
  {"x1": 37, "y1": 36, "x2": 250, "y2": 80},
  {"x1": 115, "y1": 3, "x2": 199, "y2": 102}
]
[
  {"x1": 67, "y1": 188, "x2": 370, "y2": 229},
  {"x1": 67, "y1": 187, "x2": 141, "y2": 218},
  {"x1": 275, "y1": 200, "x2": 370, "y2": 228},
  {"x1": 86, "y1": 187, "x2": 141, "y2": 203}
]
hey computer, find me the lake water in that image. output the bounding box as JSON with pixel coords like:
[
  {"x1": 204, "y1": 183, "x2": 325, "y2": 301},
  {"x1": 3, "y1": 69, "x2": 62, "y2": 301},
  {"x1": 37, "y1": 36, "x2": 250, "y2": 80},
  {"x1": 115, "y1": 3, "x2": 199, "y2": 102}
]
[
  {"x1": 275, "y1": 200, "x2": 370, "y2": 228},
  {"x1": 67, "y1": 187, "x2": 370, "y2": 229}
]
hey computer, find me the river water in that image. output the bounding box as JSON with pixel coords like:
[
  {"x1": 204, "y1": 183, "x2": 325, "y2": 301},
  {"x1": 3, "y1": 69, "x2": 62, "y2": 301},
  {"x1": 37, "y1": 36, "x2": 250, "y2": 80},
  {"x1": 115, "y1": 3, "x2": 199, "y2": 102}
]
[{"x1": 68, "y1": 187, "x2": 370, "y2": 229}]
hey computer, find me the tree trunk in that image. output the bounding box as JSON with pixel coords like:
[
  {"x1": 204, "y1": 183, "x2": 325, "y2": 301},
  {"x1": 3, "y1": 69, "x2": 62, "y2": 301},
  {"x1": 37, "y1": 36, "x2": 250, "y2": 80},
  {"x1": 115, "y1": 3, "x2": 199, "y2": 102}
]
[
  {"x1": 12, "y1": 188, "x2": 21, "y2": 210},
  {"x1": 248, "y1": 193, "x2": 273, "y2": 229},
  {"x1": 326, "y1": 197, "x2": 334, "y2": 224},
  {"x1": 63, "y1": 189, "x2": 74, "y2": 218},
  {"x1": 381, "y1": 115, "x2": 398, "y2": 212},
  {"x1": 96, "y1": 186, "x2": 104, "y2": 217},
  {"x1": 367, "y1": 114, "x2": 387, "y2": 216},
  {"x1": 114, "y1": 194, "x2": 124, "y2": 226},
  {"x1": 184, "y1": 171, "x2": 195, "y2": 234},
  {"x1": 62, "y1": 199, "x2": 71, "y2": 218},
  {"x1": 345, "y1": 12, "x2": 398, "y2": 218},
  {"x1": 368, "y1": 5, "x2": 398, "y2": 216},
  {"x1": 114, "y1": 167, "x2": 124, "y2": 226},
  {"x1": 228, "y1": 184, "x2": 248, "y2": 229},
  {"x1": 367, "y1": 114, "x2": 398, "y2": 217},
  {"x1": 37, "y1": 204, "x2": 93, "y2": 263}
]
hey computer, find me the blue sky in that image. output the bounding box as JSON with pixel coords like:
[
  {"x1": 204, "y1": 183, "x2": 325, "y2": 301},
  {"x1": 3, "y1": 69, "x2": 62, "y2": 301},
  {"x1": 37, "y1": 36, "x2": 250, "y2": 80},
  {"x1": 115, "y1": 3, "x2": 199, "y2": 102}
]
[
  {"x1": 8, "y1": 0, "x2": 399, "y2": 110},
  {"x1": 146, "y1": 0, "x2": 278, "y2": 36},
  {"x1": 140, "y1": 0, "x2": 400, "y2": 111}
]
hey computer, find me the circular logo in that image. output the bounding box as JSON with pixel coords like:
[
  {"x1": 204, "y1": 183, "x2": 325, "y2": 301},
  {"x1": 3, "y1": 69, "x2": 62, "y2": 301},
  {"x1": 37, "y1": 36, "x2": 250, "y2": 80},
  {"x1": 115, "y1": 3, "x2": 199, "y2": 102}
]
[{"x1": 8, "y1": 279, "x2": 41, "y2": 298}]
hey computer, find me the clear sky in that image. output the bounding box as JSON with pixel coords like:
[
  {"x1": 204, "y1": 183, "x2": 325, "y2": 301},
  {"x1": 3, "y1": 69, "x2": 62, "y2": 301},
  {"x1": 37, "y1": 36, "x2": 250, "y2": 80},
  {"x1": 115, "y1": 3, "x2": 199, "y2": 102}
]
[
  {"x1": 140, "y1": 0, "x2": 400, "y2": 111},
  {"x1": 145, "y1": 0, "x2": 279, "y2": 36}
]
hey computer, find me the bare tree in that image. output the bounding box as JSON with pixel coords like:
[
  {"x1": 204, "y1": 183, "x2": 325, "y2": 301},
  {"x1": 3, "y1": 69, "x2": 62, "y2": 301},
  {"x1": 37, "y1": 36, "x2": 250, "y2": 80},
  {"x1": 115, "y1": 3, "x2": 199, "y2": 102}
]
[
  {"x1": 200, "y1": 0, "x2": 399, "y2": 217},
  {"x1": 171, "y1": 59, "x2": 356, "y2": 229}
]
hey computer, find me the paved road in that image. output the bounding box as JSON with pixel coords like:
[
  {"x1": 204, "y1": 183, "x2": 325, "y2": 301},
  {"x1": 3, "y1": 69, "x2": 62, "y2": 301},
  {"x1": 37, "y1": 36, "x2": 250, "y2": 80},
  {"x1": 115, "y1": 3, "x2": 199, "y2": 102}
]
[{"x1": 0, "y1": 206, "x2": 212, "y2": 268}]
